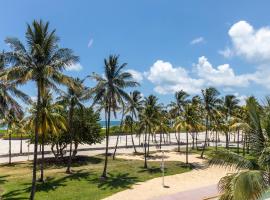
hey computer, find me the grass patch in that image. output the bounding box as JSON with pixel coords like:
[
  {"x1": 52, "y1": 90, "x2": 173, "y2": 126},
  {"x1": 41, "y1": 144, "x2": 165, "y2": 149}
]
[
  {"x1": 0, "y1": 155, "x2": 191, "y2": 200},
  {"x1": 2, "y1": 133, "x2": 30, "y2": 140}
]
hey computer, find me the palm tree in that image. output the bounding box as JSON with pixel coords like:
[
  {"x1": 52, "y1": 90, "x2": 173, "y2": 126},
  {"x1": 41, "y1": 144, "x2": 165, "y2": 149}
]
[
  {"x1": 0, "y1": 109, "x2": 23, "y2": 164},
  {"x1": 57, "y1": 78, "x2": 87, "y2": 174},
  {"x1": 208, "y1": 97, "x2": 270, "y2": 200},
  {"x1": 125, "y1": 90, "x2": 143, "y2": 153},
  {"x1": 90, "y1": 55, "x2": 138, "y2": 179},
  {"x1": 200, "y1": 87, "x2": 221, "y2": 158},
  {"x1": 0, "y1": 52, "x2": 30, "y2": 164},
  {"x1": 5, "y1": 20, "x2": 78, "y2": 199},
  {"x1": 223, "y1": 95, "x2": 239, "y2": 149},
  {"x1": 169, "y1": 90, "x2": 190, "y2": 152},
  {"x1": 26, "y1": 93, "x2": 66, "y2": 181},
  {"x1": 139, "y1": 95, "x2": 161, "y2": 168}
]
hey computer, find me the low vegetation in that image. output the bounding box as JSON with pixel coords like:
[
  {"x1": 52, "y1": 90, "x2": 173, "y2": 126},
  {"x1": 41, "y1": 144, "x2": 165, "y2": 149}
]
[{"x1": 0, "y1": 156, "x2": 191, "y2": 200}]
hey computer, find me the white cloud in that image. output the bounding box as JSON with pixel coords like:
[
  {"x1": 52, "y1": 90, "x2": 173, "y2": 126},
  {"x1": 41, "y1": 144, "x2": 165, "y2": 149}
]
[
  {"x1": 88, "y1": 39, "x2": 94, "y2": 48},
  {"x1": 218, "y1": 47, "x2": 234, "y2": 58},
  {"x1": 195, "y1": 56, "x2": 252, "y2": 87},
  {"x1": 190, "y1": 37, "x2": 205, "y2": 45},
  {"x1": 145, "y1": 60, "x2": 204, "y2": 94},
  {"x1": 233, "y1": 93, "x2": 247, "y2": 106},
  {"x1": 145, "y1": 57, "x2": 258, "y2": 95},
  {"x1": 66, "y1": 63, "x2": 83, "y2": 71},
  {"x1": 126, "y1": 69, "x2": 143, "y2": 83},
  {"x1": 222, "y1": 21, "x2": 270, "y2": 62}
]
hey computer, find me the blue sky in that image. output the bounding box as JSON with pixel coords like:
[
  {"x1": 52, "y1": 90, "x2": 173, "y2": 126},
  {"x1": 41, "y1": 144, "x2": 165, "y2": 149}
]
[{"x1": 1, "y1": 0, "x2": 270, "y2": 109}]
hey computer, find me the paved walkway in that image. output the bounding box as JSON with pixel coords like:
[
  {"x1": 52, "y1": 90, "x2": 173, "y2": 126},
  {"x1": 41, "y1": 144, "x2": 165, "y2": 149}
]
[{"x1": 103, "y1": 151, "x2": 234, "y2": 200}]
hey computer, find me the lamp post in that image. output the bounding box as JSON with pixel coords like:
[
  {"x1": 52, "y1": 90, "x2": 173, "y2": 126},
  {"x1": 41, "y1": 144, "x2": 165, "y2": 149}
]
[
  {"x1": 161, "y1": 150, "x2": 165, "y2": 187},
  {"x1": 157, "y1": 147, "x2": 165, "y2": 187}
]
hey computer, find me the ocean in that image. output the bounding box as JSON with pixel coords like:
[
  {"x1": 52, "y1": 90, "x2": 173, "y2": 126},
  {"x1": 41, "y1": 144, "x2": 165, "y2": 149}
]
[{"x1": 99, "y1": 121, "x2": 121, "y2": 127}]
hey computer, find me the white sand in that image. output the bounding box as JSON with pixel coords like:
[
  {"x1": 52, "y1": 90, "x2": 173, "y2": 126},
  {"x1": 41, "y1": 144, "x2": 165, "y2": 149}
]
[
  {"x1": 104, "y1": 152, "x2": 235, "y2": 200},
  {"x1": 116, "y1": 151, "x2": 204, "y2": 164}
]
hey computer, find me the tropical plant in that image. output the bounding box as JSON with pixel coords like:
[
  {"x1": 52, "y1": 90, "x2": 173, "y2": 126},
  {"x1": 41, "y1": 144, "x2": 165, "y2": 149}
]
[
  {"x1": 57, "y1": 77, "x2": 88, "y2": 173},
  {"x1": 5, "y1": 20, "x2": 78, "y2": 199},
  {"x1": 208, "y1": 97, "x2": 270, "y2": 200},
  {"x1": 139, "y1": 95, "x2": 161, "y2": 168},
  {"x1": 169, "y1": 90, "x2": 190, "y2": 152},
  {"x1": 125, "y1": 90, "x2": 143, "y2": 152},
  {"x1": 90, "y1": 55, "x2": 138, "y2": 179},
  {"x1": 200, "y1": 87, "x2": 221, "y2": 158}
]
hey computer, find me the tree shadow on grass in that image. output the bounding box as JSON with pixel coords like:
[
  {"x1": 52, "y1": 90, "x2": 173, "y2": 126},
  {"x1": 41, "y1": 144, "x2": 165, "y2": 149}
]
[
  {"x1": 0, "y1": 175, "x2": 9, "y2": 185},
  {"x1": 138, "y1": 166, "x2": 162, "y2": 174},
  {"x1": 34, "y1": 169, "x2": 92, "y2": 193},
  {"x1": 2, "y1": 169, "x2": 92, "y2": 199},
  {"x1": 90, "y1": 172, "x2": 138, "y2": 190},
  {"x1": 42, "y1": 156, "x2": 103, "y2": 170}
]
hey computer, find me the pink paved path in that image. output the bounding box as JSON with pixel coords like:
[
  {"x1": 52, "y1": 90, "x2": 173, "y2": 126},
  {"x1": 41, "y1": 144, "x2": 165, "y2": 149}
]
[{"x1": 152, "y1": 184, "x2": 218, "y2": 200}]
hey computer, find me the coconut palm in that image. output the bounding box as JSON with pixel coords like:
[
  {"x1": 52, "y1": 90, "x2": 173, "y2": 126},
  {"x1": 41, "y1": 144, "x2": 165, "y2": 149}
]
[
  {"x1": 200, "y1": 87, "x2": 221, "y2": 158},
  {"x1": 90, "y1": 55, "x2": 138, "y2": 179},
  {"x1": 208, "y1": 97, "x2": 270, "y2": 200},
  {"x1": 5, "y1": 20, "x2": 78, "y2": 199},
  {"x1": 25, "y1": 92, "x2": 66, "y2": 181},
  {"x1": 125, "y1": 90, "x2": 143, "y2": 152},
  {"x1": 139, "y1": 95, "x2": 161, "y2": 168},
  {"x1": 0, "y1": 52, "x2": 30, "y2": 164},
  {"x1": 57, "y1": 77, "x2": 88, "y2": 174},
  {"x1": 222, "y1": 95, "x2": 240, "y2": 149},
  {"x1": 169, "y1": 90, "x2": 190, "y2": 152},
  {"x1": 0, "y1": 109, "x2": 23, "y2": 164}
]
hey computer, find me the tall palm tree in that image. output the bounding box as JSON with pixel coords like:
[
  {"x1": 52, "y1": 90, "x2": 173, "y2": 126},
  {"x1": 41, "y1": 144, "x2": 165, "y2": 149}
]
[
  {"x1": 200, "y1": 87, "x2": 221, "y2": 158},
  {"x1": 223, "y1": 95, "x2": 239, "y2": 149},
  {"x1": 5, "y1": 20, "x2": 78, "y2": 199},
  {"x1": 26, "y1": 93, "x2": 66, "y2": 181},
  {"x1": 209, "y1": 97, "x2": 270, "y2": 200},
  {"x1": 57, "y1": 77, "x2": 87, "y2": 173},
  {"x1": 0, "y1": 52, "x2": 30, "y2": 164},
  {"x1": 90, "y1": 55, "x2": 138, "y2": 179},
  {"x1": 0, "y1": 109, "x2": 23, "y2": 164},
  {"x1": 139, "y1": 95, "x2": 161, "y2": 168},
  {"x1": 125, "y1": 90, "x2": 143, "y2": 152},
  {"x1": 169, "y1": 90, "x2": 190, "y2": 152}
]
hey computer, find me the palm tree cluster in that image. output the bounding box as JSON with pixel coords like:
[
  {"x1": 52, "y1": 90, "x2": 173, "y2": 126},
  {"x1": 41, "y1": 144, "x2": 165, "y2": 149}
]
[{"x1": 1, "y1": 19, "x2": 264, "y2": 200}]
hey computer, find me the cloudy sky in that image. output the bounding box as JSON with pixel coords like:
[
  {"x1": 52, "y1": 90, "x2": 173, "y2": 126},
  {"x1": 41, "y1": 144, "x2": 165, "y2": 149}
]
[{"x1": 1, "y1": 0, "x2": 270, "y2": 107}]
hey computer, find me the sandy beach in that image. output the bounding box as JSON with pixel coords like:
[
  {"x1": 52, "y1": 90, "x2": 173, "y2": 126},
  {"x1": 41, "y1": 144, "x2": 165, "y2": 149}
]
[{"x1": 104, "y1": 152, "x2": 235, "y2": 200}]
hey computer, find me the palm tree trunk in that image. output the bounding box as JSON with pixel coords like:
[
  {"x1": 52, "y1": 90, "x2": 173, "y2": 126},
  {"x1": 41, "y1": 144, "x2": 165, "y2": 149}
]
[
  {"x1": 126, "y1": 133, "x2": 127, "y2": 148},
  {"x1": 113, "y1": 112, "x2": 125, "y2": 159},
  {"x1": 200, "y1": 115, "x2": 208, "y2": 158},
  {"x1": 72, "y1": 141, "x2": 79, "y2": 157},
  {"x1": 215, "y1": 130, "x2": 218, "y2": 151},
  {"x1": 160, "y1": 132, "x2": 162, "y2": 149},
  {"x1": 113, "y1": 134, "x2": 120, "y2": 160},
  {"x1": 66, "y1": 103, "x2": 74, "y2": 174},
  {"x1": 20, "y1": 132, "x2": 23, "y2": 154},
  {"x1": 192, "y1": 132, "x2": 195, "y2": 149},
  {"x1": 147, "y1": 131, "x2": 150, "y2": 156},
  {"x1": 243, "y1": 132, "x2": 246, "y2": 156},
  {"x1": 144, "y1": 127, "x2": 148, "y2": 168},
  {"x1": 8, "y1": 127, "x2": 11, "y2": 164},
  {"x1": 131, "y1": 113, "x2": 137, "y2": 153},
  {"x1": 225, "y1": 132, "x2": 229, "y2": 149},
  {"x1": 186, "y1": 131, "x2": 188, "y2": 164},
  {"x1": 30, "y1": 84, "x2": 41, "y2": 200},
  {"x1": 40, "y1": 132, "x2": 45, "y2": 182},
  {"x1": 237, "y1": 129, "x2": 240, "y2": 154},
  {"x1": 195, "y1": 132, "x2": 198, "y2": 150},
  {"x1": 175, "y1": 131, "x2": 180, "y2": 152},
  {"x1": 102, "y1": 104, "x2": 111, "y2": 178}
]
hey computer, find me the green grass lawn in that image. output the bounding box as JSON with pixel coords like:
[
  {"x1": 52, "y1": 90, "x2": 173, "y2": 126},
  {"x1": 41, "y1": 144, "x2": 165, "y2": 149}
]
[{"x1": 0, "y1": 155, "x2": 191, "y2": 200}]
